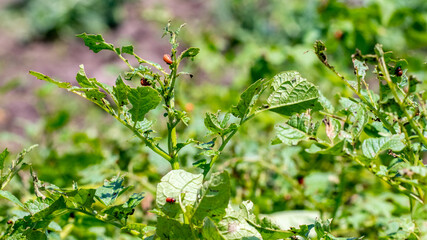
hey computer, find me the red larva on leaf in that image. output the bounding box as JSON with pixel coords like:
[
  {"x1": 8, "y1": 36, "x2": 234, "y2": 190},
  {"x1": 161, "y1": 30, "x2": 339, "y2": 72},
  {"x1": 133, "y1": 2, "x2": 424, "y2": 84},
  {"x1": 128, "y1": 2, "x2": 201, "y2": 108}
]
[
  {"x1": 334, "y1": 30, "x2": 343, "y2": 40},
  {"x1": 166, "y1": 197, "x2": 176, "y2": 203},
  {"x1": 163, "y1": 54, "x2": 173, "y2": 65},
  {"x1": 140, "y1": 78, "x2": 150, "y2": 86},
  {"x1": 297, "y1": 176, "x2": 304, "y2": 186},
  {"x1": 395, "y1": 66, "x2": 403, "y2": 76}
]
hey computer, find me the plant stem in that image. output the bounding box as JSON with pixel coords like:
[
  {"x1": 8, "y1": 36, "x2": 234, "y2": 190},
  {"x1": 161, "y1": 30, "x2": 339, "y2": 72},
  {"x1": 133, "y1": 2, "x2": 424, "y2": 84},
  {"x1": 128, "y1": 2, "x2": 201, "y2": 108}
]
[
  {"x1": 165, "y1": 46, "x2": 180, "y2": 170},
  {"x1": 375, "y1": 45, "x2": 427, "y2": 146},
  {"x1": 318, "y1": 111, "x2": 346, "y2": 121},
  {"x1": 117, "y1": 54, "x2": 134, "y2": 71},
  {"x1": 208, "y1": 129, "x2": 238, "y2": 171},
  {"x1": 70, "y1": 90, "x2": 172, "y2": 162},
  {"x1": 68, "y1": 208, "x2": 123, "y2": 228},
  {"x1": 318, "y1": 51, "x2": 397, "y2": 134}
]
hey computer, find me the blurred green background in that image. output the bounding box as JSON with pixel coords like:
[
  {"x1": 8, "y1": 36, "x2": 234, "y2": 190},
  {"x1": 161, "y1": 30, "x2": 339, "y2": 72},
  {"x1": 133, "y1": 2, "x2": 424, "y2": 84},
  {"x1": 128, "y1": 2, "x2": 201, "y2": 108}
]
[{"x1": 0, "y1": 0, "x2": 426, "y2": 239}]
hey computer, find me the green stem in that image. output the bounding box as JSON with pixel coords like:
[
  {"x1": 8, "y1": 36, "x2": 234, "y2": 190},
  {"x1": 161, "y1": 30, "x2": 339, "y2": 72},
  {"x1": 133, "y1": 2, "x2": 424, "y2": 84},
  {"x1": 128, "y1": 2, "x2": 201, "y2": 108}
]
[
  {"x1": 165, "y1": 47, "x2": 180, "y2": 169},
  {"x1": 70, "y1": 90, "x2": 172, "y2": 162},
  {"x1": 117, "y1": 54, "x2": 134, "y2": 71},
  {"x1": 68, "y1": 208, "x2": 123, "y2": 228},
  {"x1": 208, "y1": 129, "x2": 238, "y2": 171},
  {"x1": 133, "y1": 54, "x2": 168, "y2": 75},
  {"x1": 375, "y1": 45, "x2": 427, "y2": 146},
  {"x1": 319, "y1": 111, "x2": 346, "y2": 121},
  {"x1": 319, "y1": 54, "x2": 396, "y2": 134},
  {"x1": 399, "y1": 121, "x2": 419, "y2": 165}
]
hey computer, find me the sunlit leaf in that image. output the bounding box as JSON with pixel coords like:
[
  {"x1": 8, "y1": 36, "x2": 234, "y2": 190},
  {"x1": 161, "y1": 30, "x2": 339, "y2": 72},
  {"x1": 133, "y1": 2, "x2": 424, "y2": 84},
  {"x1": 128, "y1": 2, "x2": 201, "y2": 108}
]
[
  {"x1": 76, "y1": 33, "x2": 115, "y2": 53},
  {"x1": 193, "y1": 171, "x2": 230, "y2": 223},
  {"x1": 29, "y1": 71, "x2": 72, "y2": 89},
  {"x1": 362, "y1": 134, "x2": 406, "y2": 159},
  {"x1": 267, "y1": 71, "x2": 322, "y2": 116},
  {"x1": 156, "y1": 170, "x2": 203, "y2": 217},
  {"x1": 231, "y1": 78, "x2": 267, "y2": 118},
  {"x1": 128, "y1": 87, "x2": 161, "y2": 122}
]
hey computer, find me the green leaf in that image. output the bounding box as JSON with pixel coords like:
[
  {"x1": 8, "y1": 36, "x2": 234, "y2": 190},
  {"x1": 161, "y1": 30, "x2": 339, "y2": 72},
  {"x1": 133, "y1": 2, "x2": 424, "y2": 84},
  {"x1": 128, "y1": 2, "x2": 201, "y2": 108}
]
[
  {"x1": 193, "y1": 171, "x2": 230, "y2": 223},
  {"x1": 231, "y1": 78, "x2": 267, "y2": 118},
  {"x1": 362, "y1": 134, "x2": 406, "y2": 159},
  {"x1": 135, "y1": 118, "x2": 153, "y2": 133},
  {"x1": 204, "y1": 112, "x2": 238, "y2": 136},
  {"x1": 179, "y1": 47, "x2": 200, "y2": 59},
  {"x1": 193, "y1": 159, "x2": 211, "y2": 175},
  {"x1": 246, "y1": 218, "x2": 294, "y2": 240},
  {"x1": 314, "y1": 40, "x2": 328, "y2": 66},
  {"x1": 0, "y1": 148, "x2": 9, "y2": 171},
  {"x1": 75, "y1": 65, "x2": 106, "y2": 103},
  {"x1": 289, "y1": 224, "x2": 314, "y2": 238},
  {"x1": 156, "y1": 216, "x2": 194, "y2": 240},
  {"x1": 29, "y1": 71, "x2": 72, "y2": 89},
  {"x1": 218, "y1": 205, "x2": 262, "y2": 240},
  {"x1": 9, "y1": 228, "x2": 47, "y2": 240},
  {"x1": 24, "y1": 198, "x2": 51, "y2": 214},
  {"x1": 122, "y1": 223, "x2": 154, "y2": 237},
  {"x1": 306, "y1": 141, "x2": 345, "y2": 156},
  {"x1": 173, "y1": 109, "x2": 190, "y2": 126},
  {"x1": 31, "y1": 197, "x2": 67, "y2": 222},
  {"x1": 339, "y1": 98, "x2": 368, "y2": 139},
  {"x1": 125, "y1": 192, "x2": 144, "y2": 208},
  {"x1": 0, "y1": 190, "x2": 25, "y2": 208},
  {"x1": 76, "y1": 33, "x2": 115, "y2": 53},
  {"x1": 113, "y1": 76, "x2": 130, "y2": 106},
  {"x1": 202, "y1": 217, "x2": 226, "y2": 240},
  {"x1": 76, "y1": 65, "x2": 97, "y2": 88},
  {"x1": 267, "y1": 71, "x2": 322, "y2": 116},
  {"x1": 353, "y1": 59, "x2": 369, "y2": 84},
  {"x1": 102, "y1": 193, "x2": 143, "y2": 221},
  {"x1": 156, "y1": 170, "x2": 203, "y2": 217},
  {"x1": 64, "y1": 188, "x2": 96, "y2": 209},
  {"x1": 128, "y1": 87, "x2": 161, "y2": 122},
  {"x1": 204, "y1": 112, "x2": 224, "y2": 134},
  {"x1": 314, "y1": 219, "x2": 332, "y2": 238},
  {"x1": 211, "y1": 201, "x2": 262, "y2": 239},
  {"x1": 95, "y1": 175, "x2": 130, "y2": 206},
  {"x1": 272, "y1": 114, "x2": 319, "y2": 145},
  {"x1": 121, "y1": 45, "x2": 134, "y2": 55}
]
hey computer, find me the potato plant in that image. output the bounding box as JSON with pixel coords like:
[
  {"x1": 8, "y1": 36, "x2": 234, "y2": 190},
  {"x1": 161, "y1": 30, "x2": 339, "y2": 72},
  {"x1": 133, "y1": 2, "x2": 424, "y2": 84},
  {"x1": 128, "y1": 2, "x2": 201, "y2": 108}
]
[{"x1": 0, "y1": 22, "x2": 425, "y2": 239}]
